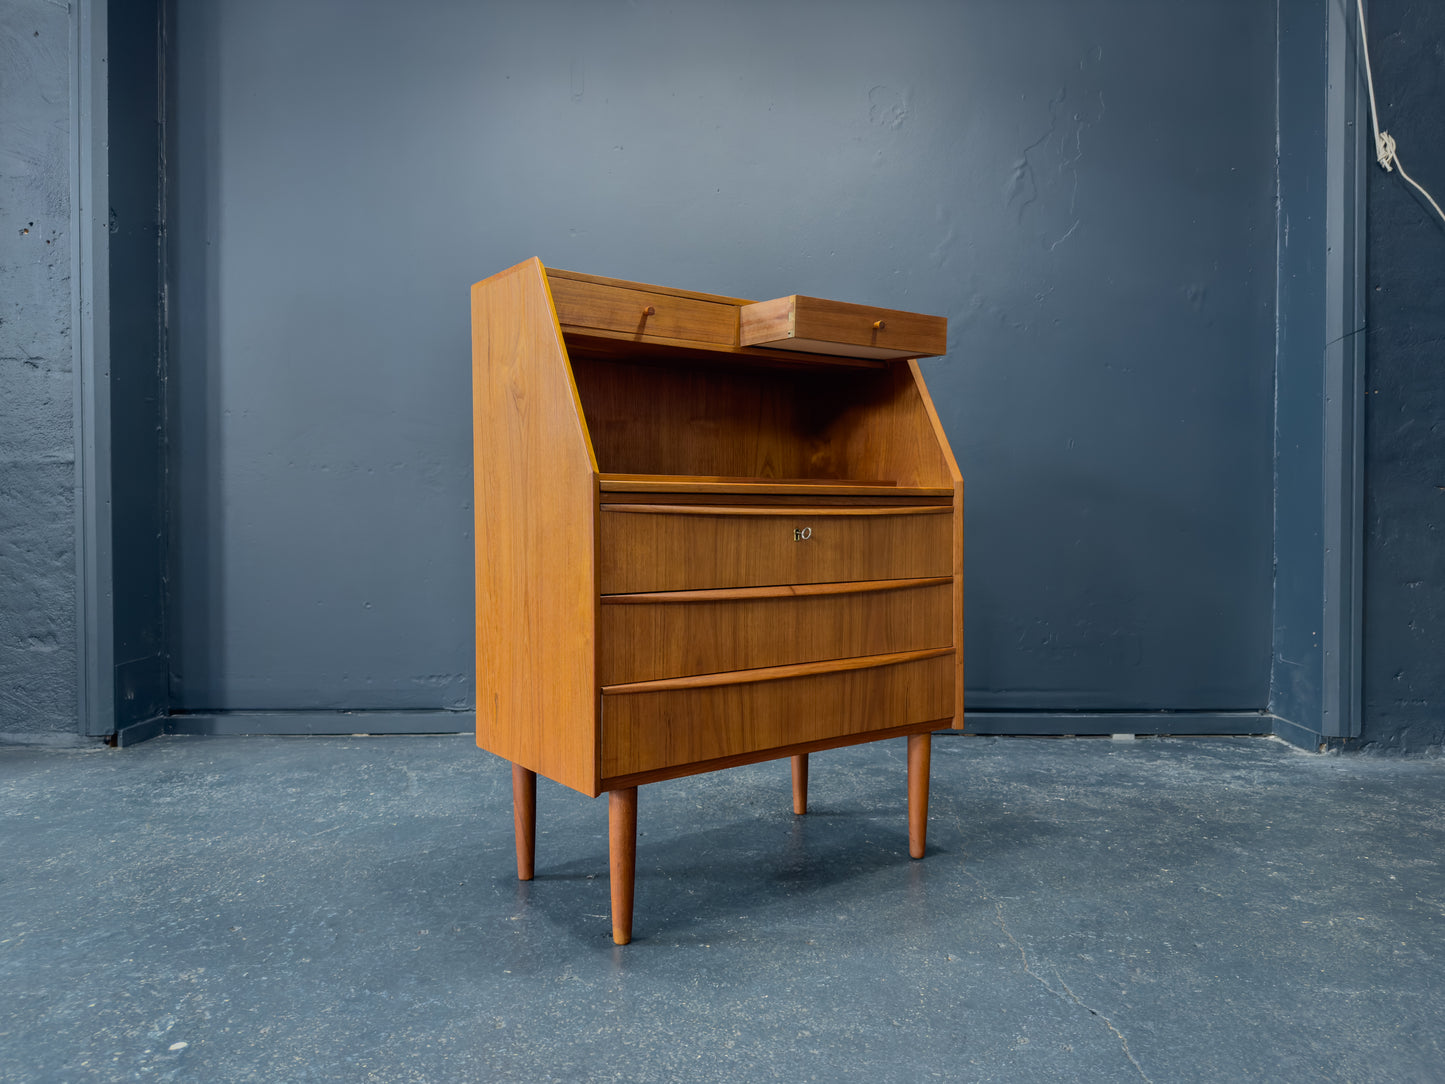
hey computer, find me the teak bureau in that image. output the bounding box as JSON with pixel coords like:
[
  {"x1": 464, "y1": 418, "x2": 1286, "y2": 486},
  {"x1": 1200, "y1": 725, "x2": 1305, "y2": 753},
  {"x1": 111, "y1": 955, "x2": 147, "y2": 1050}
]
[{"x1": 471, "y1": 259, "x2": 963, "y2": 943}]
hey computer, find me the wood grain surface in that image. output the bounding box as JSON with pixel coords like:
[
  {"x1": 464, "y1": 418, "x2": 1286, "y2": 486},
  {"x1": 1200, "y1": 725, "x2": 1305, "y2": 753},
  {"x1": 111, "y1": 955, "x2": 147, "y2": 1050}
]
[
  {"x1": 471, "y1": 259, "x2": 600, "y2": 795},
  {"x1": 512, "y1": 765, "x2": 536, "y2": 880},
  {"x1": 598, "y1": 504, "x2": 953, "y2": 593},
  {"x1": 608, "y1": 788, "x2": 638, "y2": 944},
  {"x1": 910, "y1": 360, "x2": 966, "y2": 731},
  {"x1": 564, "y1": 330, "x2": 887, "y2": 369},
  {"x1": 792, "y1": 754, "x2": 809, "y2": 815},
  {"x1": 572, "y1": 358, "x2": 957, "y2": 482},
  {"x1": 602, "y1": 576, "x2": 953, "y2": 603},
  {"x1": 598, "y1": 578, "x2": 952, "y2": 683},
  {"x1": 599, "y1": 720, "x2": 947, "y2": 791},
  {"x1": 600, "y1": 651, "x2": 954, "y2": 777},
  {"x1": 473, "y1": 261, "x2": 963, "y2": 806},
  {"x1": 740, "y1": 295, "x2": 947, "y2": 359},
  {"x1": 549, "y1": 275, "x2": 737, "y2": 345},
  {"x1": 908, "y1": 732, "x2": 932, "y2": 858}
]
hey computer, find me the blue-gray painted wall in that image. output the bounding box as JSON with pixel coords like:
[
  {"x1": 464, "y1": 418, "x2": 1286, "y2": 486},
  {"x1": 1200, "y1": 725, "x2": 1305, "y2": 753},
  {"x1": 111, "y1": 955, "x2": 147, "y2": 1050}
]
[
  {"x1": 6, "y1": 0, "x2": 1440, "y2": 749},
  {"x1": 0, "y1": 0, "x2": 77, "y2": 741},
  {"x1": 1360, "y1": 0, "x2": 1445, "y2": 752},
  {"x1": 165, "y1": 0, "x2": 1277, "y2": 720}
]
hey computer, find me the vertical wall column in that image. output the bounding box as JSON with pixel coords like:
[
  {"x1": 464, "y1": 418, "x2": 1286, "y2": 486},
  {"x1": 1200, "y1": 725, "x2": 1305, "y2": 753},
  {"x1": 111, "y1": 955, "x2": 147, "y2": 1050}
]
[
  {"x1": 1270, "y1": 0, "x2": 1366, "y2": 746},
  {"x1": 74, "y1": 0, "x2": 170, "y2": 742}
]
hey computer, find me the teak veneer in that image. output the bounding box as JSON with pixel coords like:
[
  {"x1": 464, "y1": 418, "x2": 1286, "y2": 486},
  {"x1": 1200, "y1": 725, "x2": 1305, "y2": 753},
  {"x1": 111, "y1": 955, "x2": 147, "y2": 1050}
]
[{"x1": 471, "y1": 259, "x2": 963, "y2": 943}]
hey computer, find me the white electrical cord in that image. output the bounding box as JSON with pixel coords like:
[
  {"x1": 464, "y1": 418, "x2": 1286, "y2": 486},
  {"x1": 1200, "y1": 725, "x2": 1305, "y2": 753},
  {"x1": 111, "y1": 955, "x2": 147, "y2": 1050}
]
[{"x1": 1356, "y1": 0, "x2": 1445, "y2": 228}]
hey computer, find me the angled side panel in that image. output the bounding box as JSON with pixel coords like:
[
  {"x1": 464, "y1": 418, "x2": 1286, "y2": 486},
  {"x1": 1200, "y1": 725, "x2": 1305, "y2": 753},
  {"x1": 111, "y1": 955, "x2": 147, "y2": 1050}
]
[
  {"x1": 832, "y1": 361, "x2": 954, "y2": 489},
  {"x1": 909, "y1": 360, "x2": 965, "y2": 731},
  {"x1": 472, "y1": 259, "x2": 600, "y2": 795}
]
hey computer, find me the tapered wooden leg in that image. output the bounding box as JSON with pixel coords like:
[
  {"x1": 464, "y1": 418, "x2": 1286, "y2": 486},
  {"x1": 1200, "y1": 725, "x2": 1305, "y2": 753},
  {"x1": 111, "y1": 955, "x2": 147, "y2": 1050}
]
[
  {"x1": 608, "y1": 787, "x2": 638, "y2": 945},
  {"x1": 908, "y1": 733, "x2": 931, "y2": 859},
  {"x1": 791, "y1": 754, "x2": 809, "y2": 815},
  {"x1": 512, "y1": 764, "x2": 536, "y2": 881}
]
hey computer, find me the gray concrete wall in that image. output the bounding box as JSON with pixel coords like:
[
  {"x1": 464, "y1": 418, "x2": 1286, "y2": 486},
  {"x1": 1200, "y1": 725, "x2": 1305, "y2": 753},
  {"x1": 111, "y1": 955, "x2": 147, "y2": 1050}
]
[
  {"x1": 0, "y1": 0, "x2": 77, "y2": 740},
  {"x1": 1360, "y1": 0, "x2": 1445, "y2": 752},
  {"x1": 166, "y1": 0, "x2": 1279, "y2": 720}
]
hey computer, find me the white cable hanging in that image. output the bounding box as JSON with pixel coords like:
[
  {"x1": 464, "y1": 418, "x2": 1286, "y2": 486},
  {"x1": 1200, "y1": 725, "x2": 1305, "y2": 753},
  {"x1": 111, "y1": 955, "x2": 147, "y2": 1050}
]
[{"x1": 1356, "y1": 0, "x2": 1445, "y2": 228}]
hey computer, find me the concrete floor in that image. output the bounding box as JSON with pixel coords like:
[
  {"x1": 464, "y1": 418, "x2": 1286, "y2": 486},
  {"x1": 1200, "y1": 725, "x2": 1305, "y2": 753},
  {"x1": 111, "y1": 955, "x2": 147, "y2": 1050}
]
[{"x1": 2, "y1": 733, "x2": 1443, "y2": 1083}]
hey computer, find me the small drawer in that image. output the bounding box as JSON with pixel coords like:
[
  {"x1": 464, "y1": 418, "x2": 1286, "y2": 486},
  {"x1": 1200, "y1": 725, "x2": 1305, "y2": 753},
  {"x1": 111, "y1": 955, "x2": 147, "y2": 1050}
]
[
  {"x1": 601, "y1": 651, "x2": 955, "y2": 778},
  {"x1": 598, "y1": 504, "x2": 953, "y2": 594},
  {"x1": 739, "y1": 295, "x2": 946, "y2": 360},
  {"x1": 599, "y1": 578, "x2": 953, "y2": 684},
  {"x1": 548, "y1": 275, "x2": 737, "y2": 345}
]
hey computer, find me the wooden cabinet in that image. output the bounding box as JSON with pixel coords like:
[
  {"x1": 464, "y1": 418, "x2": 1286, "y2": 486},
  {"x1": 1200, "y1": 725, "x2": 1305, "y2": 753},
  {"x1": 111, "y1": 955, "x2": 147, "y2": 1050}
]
[{"x1": 471, "y1": 259, "x2": 962, "y2": 943}]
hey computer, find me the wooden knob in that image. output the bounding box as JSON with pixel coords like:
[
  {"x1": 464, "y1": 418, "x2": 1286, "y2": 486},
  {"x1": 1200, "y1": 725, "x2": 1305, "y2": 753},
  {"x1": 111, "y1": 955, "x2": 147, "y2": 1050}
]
[
  {"x1": 873, "y1": 319, "x2": 886, "y2": 330},
  {"x1": 643, "y1": 306, "x2": 656, "y2": 316}
]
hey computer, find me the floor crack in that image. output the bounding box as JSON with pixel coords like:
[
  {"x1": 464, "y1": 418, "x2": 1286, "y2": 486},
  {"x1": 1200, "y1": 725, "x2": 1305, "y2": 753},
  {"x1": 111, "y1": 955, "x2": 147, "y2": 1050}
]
[
  {"x1": 991, "y1": 899, "x2": 1153, "y2": 1083},
  {"x1": 1051, "y1": 966, "x2": 1152, "y2": 1082},
  {"x1": 951, "y1": 799, "x2": 1149, "y2": 1080}
]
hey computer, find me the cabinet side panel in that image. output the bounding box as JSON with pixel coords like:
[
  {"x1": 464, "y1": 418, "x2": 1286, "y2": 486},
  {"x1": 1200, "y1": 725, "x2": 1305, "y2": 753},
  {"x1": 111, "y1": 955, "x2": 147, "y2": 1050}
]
[
  {"x1": 951, "y1": 481, "x2": 965, "y2": 729},
  {"x1": 472, "y1": 259, "x2": 599, "y2": 795},
  {"x1": 907, "y1": 360, "x2": 966, "y2": 730}
]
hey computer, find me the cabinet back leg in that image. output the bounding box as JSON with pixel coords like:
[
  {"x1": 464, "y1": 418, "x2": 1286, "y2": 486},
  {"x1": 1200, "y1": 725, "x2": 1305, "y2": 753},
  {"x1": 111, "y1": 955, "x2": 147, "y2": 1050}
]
[
  {"x1": 609, "y1": 787, "x2": 638, "y2": 945},
  {"x1": 907, "y1": 733, "x2": 931, "y2": 859},
  {"x1": 512, "y1": 764, "x2": 537, "y2": 880},
  {"x1": 791, "y1": 753, "x2": 809, "y2": 815}
]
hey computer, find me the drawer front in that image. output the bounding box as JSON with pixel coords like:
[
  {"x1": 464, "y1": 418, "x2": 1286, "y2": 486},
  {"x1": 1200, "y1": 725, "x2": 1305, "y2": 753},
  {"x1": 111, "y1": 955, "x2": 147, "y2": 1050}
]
[
  {"x1": 739, "y1": 295, "x2": 947, "y2": 359},
  {"x1": 601, "y1": 652, "x2": 954, "y2": 778},
  {"x1": 598, "y1": 505, "x2": 953, "y2": 593},
  {"x1": 599, "y1": 580, "x2": 953, "y2": 684},
  {"x1": 548, "y1": 276, "x2": 737, "y2": 344}
]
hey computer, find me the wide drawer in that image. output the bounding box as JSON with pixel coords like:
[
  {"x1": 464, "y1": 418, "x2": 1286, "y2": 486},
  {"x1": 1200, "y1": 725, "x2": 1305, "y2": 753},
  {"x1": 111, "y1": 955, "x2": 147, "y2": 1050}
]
[
  {"x1": 548, "y1": 275, "x2": 737, "y2": 344},
  {"x1": 598, "y1": 504, "x2": 953, "y2": 593},
  {"x1": 598, "y1": 578, "x2": 953, "y2": 684},
  {"x1": 601, "y1": 651, "x2": 955, "y2": 778}
]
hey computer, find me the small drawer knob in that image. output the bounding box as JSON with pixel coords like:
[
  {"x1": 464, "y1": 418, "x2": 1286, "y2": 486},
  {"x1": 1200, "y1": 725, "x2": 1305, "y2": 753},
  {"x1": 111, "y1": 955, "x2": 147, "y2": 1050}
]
[
  {"x1": 873, "y1": 319, "x2": 886, "y2": 331},
  {"x1": 643, "y1": 306, "x2": 656, "y2": 316}
]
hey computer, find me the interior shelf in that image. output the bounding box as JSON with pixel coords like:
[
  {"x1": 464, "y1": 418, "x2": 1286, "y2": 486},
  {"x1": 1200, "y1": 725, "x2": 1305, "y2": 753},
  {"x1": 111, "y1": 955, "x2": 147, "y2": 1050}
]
[{"x1": 597, "y1": 474, "x2": 954, "y2": 498}]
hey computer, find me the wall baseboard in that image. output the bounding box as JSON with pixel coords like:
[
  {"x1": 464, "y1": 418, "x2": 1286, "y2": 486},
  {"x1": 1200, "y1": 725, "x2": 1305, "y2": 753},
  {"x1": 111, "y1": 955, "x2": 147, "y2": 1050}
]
[
  {"x1": 125, "y1": 709, "x2": 1276, "y2": 740},
  {"x1": 160, "y1": 711, "x2": 474, "y2": 738},
  {"x1": 0, "y1": 731, "x2": 101, "y2": 748},
  {"x1": 963, "y1": 711, "x2": 1273, "y2": 738},
  {"x1": 112, "y1": 709, "x2": 1332, "y2": 754}
]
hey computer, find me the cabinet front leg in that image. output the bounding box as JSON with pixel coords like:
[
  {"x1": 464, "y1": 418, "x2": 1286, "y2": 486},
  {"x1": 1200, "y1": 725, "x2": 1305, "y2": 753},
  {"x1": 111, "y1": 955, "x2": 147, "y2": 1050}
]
[
  {"x1": 907, "y1": 733, "x2": 931, "y2": 859},
  {"x1": 512, "y1": 764, "x2": 537, "y2": 880},
  {"x1": 791, "y1": 753, "x2": 809, "y2": 815},
  {"x1": 608, "y1": 787, "x2": 638, "y2": 945}
]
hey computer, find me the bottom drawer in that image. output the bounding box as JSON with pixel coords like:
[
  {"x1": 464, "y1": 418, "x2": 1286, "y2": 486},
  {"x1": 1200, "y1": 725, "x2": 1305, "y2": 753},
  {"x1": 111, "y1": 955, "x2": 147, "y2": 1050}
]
[{"x1": 601, "y1": 651, "x2": 954, "y2": 779}]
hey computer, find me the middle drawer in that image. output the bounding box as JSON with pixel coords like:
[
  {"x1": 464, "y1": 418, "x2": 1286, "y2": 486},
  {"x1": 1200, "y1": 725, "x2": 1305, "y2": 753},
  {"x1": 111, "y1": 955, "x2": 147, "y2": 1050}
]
[
  {"x1": 598, "y1": 503, "x2": 953, "y2": 594},
  {"x1": 599, "y1": 578, "x2": 953, "y2": 685}
]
